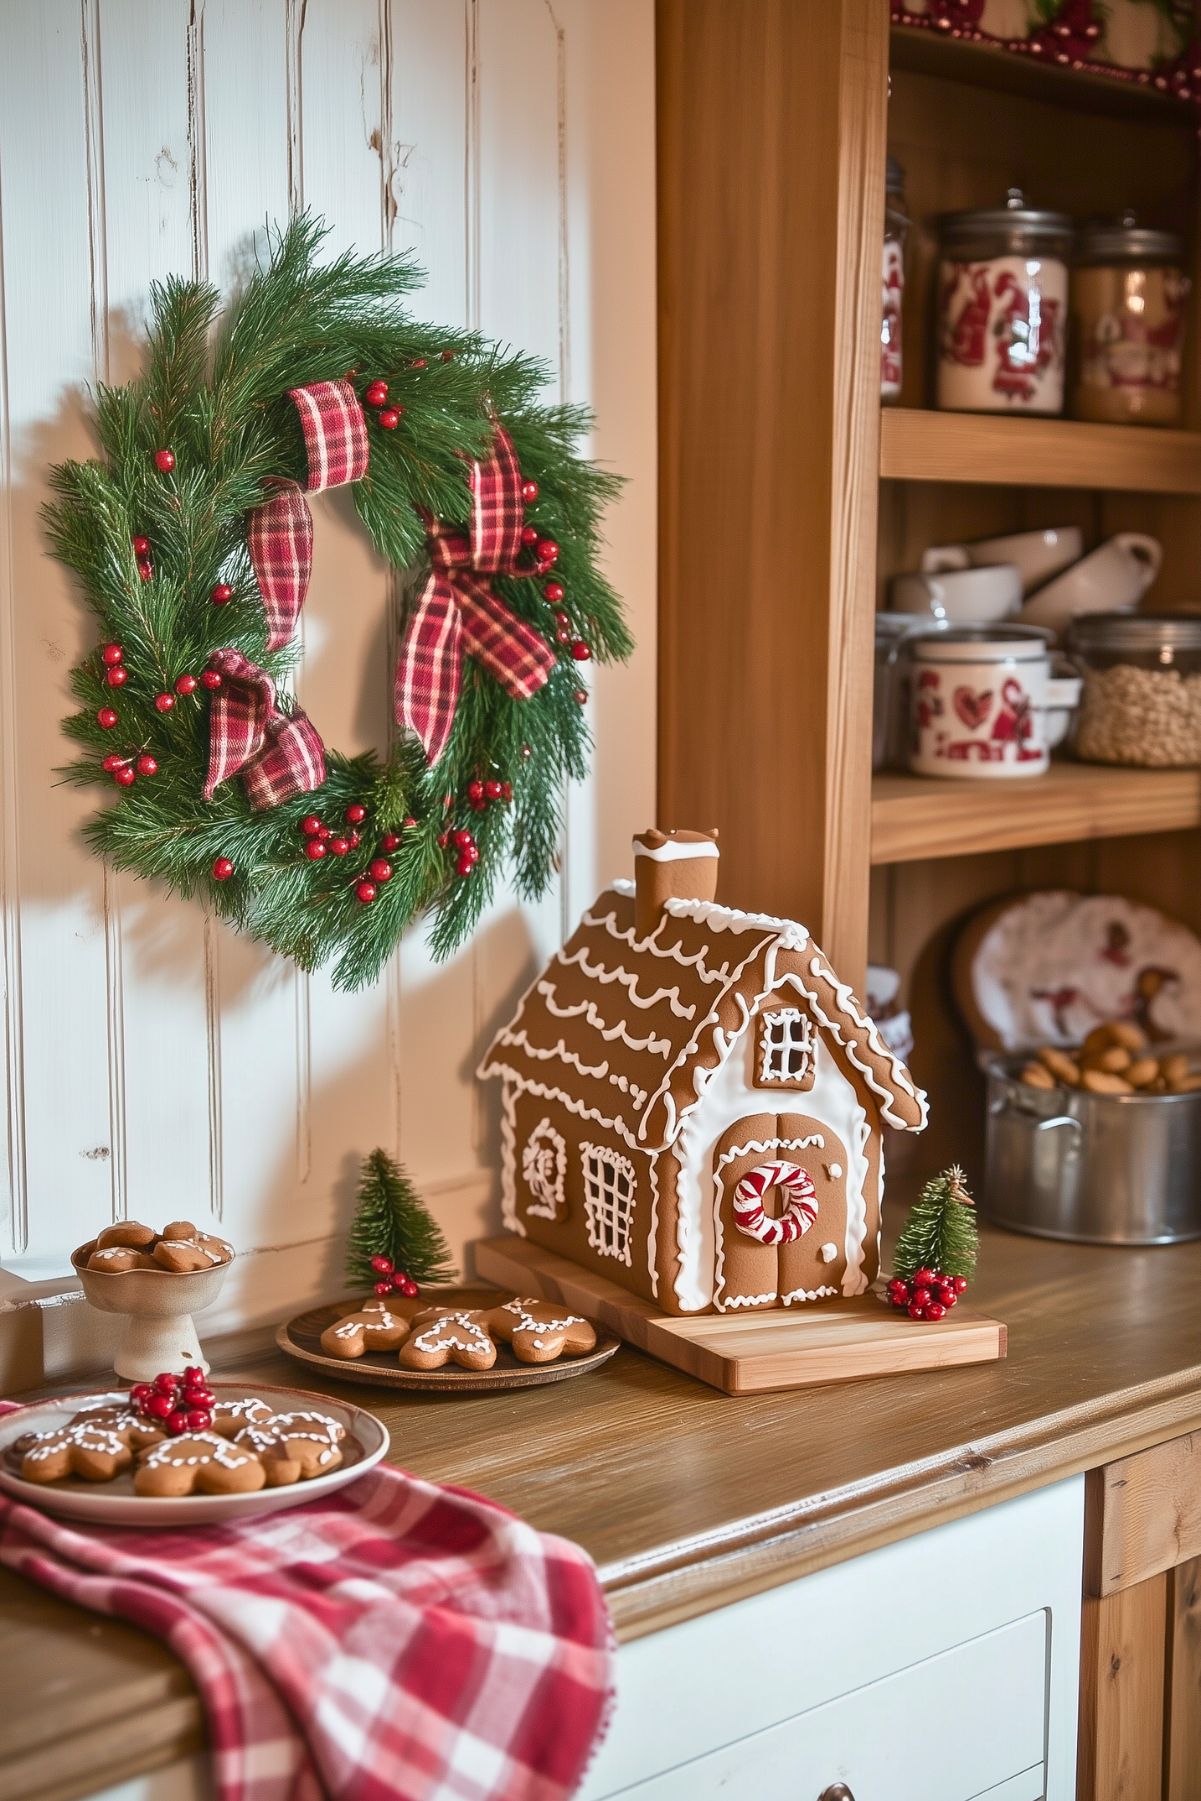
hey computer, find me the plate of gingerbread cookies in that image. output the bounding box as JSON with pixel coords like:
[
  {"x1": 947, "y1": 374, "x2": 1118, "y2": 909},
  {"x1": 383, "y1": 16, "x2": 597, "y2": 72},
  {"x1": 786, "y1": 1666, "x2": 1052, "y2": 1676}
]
[
  {"x1": 0, "y1": 1381, "x2": 389, "y2": 1524},
  {"x1": 277, "y1": 1285, "x2": 619, "y2": 1392}
]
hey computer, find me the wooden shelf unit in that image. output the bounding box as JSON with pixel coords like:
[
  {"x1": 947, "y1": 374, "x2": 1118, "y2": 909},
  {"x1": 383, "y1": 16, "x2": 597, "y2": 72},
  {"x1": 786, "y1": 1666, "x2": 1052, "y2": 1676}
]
[
  {"x1": 872, "y1": 765, "x2": 1201, "y2": 865},
  {"x1": 880, "y1": 409, "x2": 1201, "y2": 495}
]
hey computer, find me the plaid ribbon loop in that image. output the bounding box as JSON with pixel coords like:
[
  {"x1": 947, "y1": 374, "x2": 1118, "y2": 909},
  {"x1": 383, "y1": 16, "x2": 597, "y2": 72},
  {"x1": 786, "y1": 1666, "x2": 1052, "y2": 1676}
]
[
  {"x1": 204, "y1": 648, "x2": 326, "y2": 812},
  {"x1": 246, "y1": 379, "x2": 369, "y2": 653},
  {"x1": 395, "y1": 426, "x2": 557, "y2": 766}
]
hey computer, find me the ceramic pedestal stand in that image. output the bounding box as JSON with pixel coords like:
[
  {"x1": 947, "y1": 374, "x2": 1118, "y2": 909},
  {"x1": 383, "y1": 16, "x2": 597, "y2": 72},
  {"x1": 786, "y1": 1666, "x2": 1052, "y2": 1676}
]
[{"x1": 71, "y1": 1254, "x2": 233, "y2": 1382}]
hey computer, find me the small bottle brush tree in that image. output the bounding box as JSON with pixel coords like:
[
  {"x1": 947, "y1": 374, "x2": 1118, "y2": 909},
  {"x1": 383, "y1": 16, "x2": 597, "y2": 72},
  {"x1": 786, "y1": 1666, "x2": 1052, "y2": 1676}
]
[
  {"x1": 345, "y1": 1149, "x2": 457, "y2": 1296},
  {"x1": 886, "y1": 1165, "x2": 979, "y2": 1322}
]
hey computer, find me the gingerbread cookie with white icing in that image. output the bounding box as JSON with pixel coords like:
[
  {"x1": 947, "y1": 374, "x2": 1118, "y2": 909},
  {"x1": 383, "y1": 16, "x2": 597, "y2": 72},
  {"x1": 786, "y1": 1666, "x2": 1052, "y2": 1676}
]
[
  {"x1": 152, "y1": 1229, "x2": 233, "y2": 1272},
  {"x1": 486, "y1": 1298, "x2": 597, "y2": 1364},
  {"x1": 84, "y1": 1244, "x2": 158, "y2": 1272},
  {"x1": 320, "y1": 1299, "x2": 411, "y2": 1360},
  {"x1": 134, "y1": 1431, "x2": 267, "y2": 1497},
  {"x1": 69, "y1": 1398, "x2": 165, "y2": 1451},
  {"x1": 398, "y1": 1308, "x2": 497, "y2": 1371},
  {"x1": 208, "y1": 1395, "x2": 277, "y2": 1438},
  {"x1": 234, "y1": 1410, "x2": 346, "y2": 1485},
  {"x1": 95, "y1": 1220, "x2": 157, "y2": 1251},
  {"x1": 19, "y1": 1419, "x2": 136, "y2": 1484}
]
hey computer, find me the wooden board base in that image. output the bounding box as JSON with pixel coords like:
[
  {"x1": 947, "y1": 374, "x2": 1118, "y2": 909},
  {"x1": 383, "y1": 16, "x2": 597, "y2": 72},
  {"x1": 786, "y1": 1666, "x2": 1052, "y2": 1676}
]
[{"x1": 474, "y1": 1235, "x2": 1007, "y2": 1395}]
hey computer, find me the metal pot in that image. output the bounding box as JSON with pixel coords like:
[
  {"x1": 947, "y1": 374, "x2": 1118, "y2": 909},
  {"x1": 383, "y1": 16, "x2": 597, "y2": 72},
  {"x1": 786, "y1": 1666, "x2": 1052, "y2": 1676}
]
[{"x1": 984, "y1": 1052, "x2": 1201, "y2": 1245}]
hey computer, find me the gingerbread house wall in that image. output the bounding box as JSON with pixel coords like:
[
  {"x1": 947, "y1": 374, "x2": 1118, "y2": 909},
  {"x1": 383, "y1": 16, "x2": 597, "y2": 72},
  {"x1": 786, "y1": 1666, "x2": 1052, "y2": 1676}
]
[{"x1": 500, "y1": 1083, "x2": 663, "y2": 1308}]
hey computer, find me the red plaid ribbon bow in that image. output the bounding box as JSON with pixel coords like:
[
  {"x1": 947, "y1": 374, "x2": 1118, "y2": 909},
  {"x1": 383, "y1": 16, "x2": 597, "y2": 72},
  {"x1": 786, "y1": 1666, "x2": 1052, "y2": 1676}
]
[
  {"x1": 203, "y1": 649, "x2": 326, "y2": 811},
  {"x1": 246, "y1": 378, "x2": 369, "y2": 651},
  {"x1": 396, "y1": 427, "x2": 557, "y2": 765}
]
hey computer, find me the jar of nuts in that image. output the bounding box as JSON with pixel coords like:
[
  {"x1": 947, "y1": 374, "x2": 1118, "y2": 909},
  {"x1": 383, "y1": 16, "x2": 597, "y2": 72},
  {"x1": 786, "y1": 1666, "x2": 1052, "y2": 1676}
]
[{"x1": 1069, "y1": 614, "x2": 1201, "y2": 767}]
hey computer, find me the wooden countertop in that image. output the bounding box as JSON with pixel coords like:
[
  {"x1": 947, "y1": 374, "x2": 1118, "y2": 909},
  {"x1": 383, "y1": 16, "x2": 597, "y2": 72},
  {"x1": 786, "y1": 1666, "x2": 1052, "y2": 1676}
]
[{"x1": 5, "y1": 1223, "x2": 1201, "y2": 1799}]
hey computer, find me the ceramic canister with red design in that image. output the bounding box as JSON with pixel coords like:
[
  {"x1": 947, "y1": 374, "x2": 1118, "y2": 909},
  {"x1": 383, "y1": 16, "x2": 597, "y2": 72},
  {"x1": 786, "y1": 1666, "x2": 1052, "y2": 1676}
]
[{"x1": 906, "y1": 625, "x2": 1080, "y2": 781}]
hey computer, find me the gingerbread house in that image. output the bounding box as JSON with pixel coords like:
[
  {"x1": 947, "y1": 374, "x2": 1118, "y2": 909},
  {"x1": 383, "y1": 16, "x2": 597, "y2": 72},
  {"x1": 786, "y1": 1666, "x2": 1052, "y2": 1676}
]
[{"x1": 480, "y1": 830, "x2": 928, "y2": 1316}]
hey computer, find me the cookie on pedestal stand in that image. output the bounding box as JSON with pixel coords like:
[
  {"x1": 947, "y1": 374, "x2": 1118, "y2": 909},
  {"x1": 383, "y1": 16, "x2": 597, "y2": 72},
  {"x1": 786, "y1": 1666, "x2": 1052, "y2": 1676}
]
[
  {"x1": 476, "y1": 828, "x2": 1006, "y2": 1393},
  {"x1": 71, "y1": 1220, "x2": 234, "y2": 1382}
]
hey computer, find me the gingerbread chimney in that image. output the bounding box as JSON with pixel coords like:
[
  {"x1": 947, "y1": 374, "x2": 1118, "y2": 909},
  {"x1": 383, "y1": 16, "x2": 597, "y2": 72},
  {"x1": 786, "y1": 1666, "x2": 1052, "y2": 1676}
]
[{"x1": 632, "y1": 828, "x2": 720, "y2": 937}]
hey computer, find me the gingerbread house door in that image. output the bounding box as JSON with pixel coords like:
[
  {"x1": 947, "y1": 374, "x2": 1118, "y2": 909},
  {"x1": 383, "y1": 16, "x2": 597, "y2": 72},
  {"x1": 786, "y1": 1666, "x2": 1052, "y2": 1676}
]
[{"x1": 713, "y1": 1113, "x2": 850, "y2": 1310}]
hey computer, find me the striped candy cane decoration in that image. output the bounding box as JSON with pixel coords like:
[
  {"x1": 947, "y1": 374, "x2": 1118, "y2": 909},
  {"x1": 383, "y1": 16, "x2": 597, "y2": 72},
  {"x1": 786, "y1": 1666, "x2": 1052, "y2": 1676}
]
[{"x1": 732, "y1": 1161, "x2": 818, "y2": 1247}]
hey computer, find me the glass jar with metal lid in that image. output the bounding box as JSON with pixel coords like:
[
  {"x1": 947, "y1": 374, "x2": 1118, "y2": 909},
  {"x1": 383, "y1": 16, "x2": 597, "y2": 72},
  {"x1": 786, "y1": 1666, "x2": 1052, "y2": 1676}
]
[
  {"x1": 1070, "y1": 613, "x2": 1201, "y2": 766},
  {"x1": 881, "y1": 156, "x2": 909, "y2": 404},
  {"x1": 1072, "y1": 215, "x2": 1189, "y2": 427},
  {"x1": 934, "y1": 189, "x2": 1072, "y2": 416}
]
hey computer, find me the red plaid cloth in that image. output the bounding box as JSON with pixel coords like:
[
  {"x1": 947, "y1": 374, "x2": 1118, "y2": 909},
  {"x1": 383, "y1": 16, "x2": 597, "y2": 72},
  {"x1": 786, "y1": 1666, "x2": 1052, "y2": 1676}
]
[
  {"x1": 204, "y1": 648, "x2": 326, "y2": 811},
  {"x1": 247, "y1": 380, "x2": 369, "y2": 653},
  {"x1": 0, "y1": 1414, "x2": 614, "y2": 1801},
  {"x1": 396, "y1": 428, "x2": 556, "y2": 766}
]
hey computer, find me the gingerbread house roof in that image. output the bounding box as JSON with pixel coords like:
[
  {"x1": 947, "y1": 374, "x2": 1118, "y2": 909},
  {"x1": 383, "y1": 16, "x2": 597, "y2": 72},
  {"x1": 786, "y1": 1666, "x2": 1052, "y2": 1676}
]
[{"x1": 479, "y1": 881, "x2": 928, "y2": 1151}]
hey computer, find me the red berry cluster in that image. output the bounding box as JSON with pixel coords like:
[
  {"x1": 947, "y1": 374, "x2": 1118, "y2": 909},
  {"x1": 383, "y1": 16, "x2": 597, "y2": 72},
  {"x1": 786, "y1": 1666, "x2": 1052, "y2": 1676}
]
[
  {"x1": 370, "y1": 1253, "x2": 418, "y2": 1298},
  {"x1": 296, "y1": 805, "x2": 402, "y2": 906},
  {"x1": 465, "y1": 774, "x2": 512, "y2": 814},
  {"x1": 130, "y1": 1366, "x2": 215, "y2": 1435},
  {"x1": 886, "y1": 1267, "x2": 968, "y2": 1322},
  {"x1": 132, "y1": 535, "x2": 154, "y2": 581},
  {"x1": 362, "y1": 377, "x2": 404, "y2": 432}
]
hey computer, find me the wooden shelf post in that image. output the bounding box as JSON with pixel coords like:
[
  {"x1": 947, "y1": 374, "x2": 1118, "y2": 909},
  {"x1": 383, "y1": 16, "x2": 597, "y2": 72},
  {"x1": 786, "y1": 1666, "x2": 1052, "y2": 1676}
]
[{"x1": 656, "y1": 0, "x2": 889, "y2": 986}]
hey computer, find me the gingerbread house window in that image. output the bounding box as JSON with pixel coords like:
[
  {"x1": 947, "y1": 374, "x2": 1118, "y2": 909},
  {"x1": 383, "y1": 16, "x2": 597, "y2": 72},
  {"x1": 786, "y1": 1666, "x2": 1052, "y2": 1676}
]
[
  {"x1": 757, "y1": 1007, "x2": 815, "y2": 1088},
  {"x1": 580, "y1": 1142, "x2": 635, "y2": 1265},
  {"x1": 522, "y1": 1118, "x2": 567, "y2": 1220}
]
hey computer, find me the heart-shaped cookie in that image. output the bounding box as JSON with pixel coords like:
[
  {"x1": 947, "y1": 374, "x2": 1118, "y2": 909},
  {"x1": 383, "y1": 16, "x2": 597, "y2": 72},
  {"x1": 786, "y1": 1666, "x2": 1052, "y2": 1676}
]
[{"x1": 953, "y1": 686, "x2": 993, "y2": 731}]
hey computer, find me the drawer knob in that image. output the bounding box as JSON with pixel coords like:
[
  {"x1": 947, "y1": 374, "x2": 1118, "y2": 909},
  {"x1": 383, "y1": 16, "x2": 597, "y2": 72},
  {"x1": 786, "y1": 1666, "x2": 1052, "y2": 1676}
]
[{"x1": 818, "y1": 1788, "x2": 856, "y2": 1801}]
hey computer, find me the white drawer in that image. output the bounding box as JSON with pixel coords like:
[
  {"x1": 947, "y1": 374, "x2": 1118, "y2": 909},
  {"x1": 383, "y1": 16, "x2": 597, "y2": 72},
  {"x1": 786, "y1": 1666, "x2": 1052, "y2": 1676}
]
[
  {"x1": 582, "y1": 1478, "x2": 1083, "y2": 1801},
  {"x1": 598, "y1": 1612, "x2": 1046, "y2": 1801}
]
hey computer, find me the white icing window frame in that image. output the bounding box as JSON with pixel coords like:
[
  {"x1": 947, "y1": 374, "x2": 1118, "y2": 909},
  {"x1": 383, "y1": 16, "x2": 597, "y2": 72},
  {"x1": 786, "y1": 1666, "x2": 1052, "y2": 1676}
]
[
  {"x1": 521, "y1": 1117, "x2": 568, "y2": 1221},
  {"x1": 580, "y1": 1140, "x2": 636, "y2": 1266},
  {"x1": 756, "y1": 1007, "x2": 815, "y2": 1088}
]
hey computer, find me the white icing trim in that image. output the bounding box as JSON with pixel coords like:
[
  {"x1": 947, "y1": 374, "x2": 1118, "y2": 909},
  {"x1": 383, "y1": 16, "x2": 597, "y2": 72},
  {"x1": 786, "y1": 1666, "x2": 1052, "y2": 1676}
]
[
  {"x1": 580, "y1": 1141, "x2": 636, "y2": 1266},
  {"x1": 842, "y1": 1108, "x2": 872, "y2": 1297},
  {"x1": 522, "y1": 1117, "x2": 567, "y2": 1221},
  {"x1": 805, "y1": 952, "x2": 929, "y2": 1131},
  {"x1": 484, "y1": 1070, "x2": 637, "y2": 1150},
  {"x1": 536, "y1": 981, "x2": 673, "y2": 1055},
  {"x1": 719, "y1": 1290, "x2": 779, "y2": 1310},
  {"x1": 499, "y1": 1084, "x2": 523, "y2": 1234},
  {"x1": 497, "y1": 1028, "x2": 610, "y2": 1082},
  {"x1": 633, "y1": 838, "x2": 720, "y2": 863},
  {"x1": 820, "y1": 1242, "x2": 838, "y2": 1262},
  {"x1": 580, "y1": 902, "x2": 729, "y2": 985},
  {"x1": 826, "y1": 1162, "x2": 843, "y2": 1179},
  {"x1": 716, "y1": 1134, "x2": 825, "y2": 1164},
  {"x1": 757, "y1": 1008, "x2": 815, "y2": 1086},
  {"x1": 646, "y1": 1155, "x2": 661, "y2": 1300},
  {"x1": 558, "y1": 945, "x2": 696, "y2": 1020},
  {"x1": 780, "y1": 1283, "x2": 840, "y2": 1303}
]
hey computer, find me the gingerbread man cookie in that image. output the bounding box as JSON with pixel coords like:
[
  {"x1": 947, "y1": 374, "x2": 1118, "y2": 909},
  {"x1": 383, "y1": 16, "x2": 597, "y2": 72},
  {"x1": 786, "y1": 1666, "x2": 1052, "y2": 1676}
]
[
  {"x1": 133, "y1": 1431, "x2": 267, "y2": 1497},
  {"x1": 19, "y1": 1419, "x2": 135, "y2": 1485},
  {"x1": 208, "y1": 1395, "x2": 277, "y2": 1438},
  {"x1": 398, "y1": 1308, "x2": 497, "y2": 1371},
  {"x1": 320, "y1": 1299, "x2": 411, "y2": 1360},
  {"x1": 84, "y1": 1244, "x2": 158, "y2": 1272},
  {"x1": 69, "y1": 1398, "x2": 164, "y2": 1450},
  {"x1": 152, "y1": 1230, "x2": 234, "y2": 1272},
  {"x1": 486, "y1": 1298, "x2": 598, "y2": 1364},
  {"x1": 235, "y1": 1410, "x2": 346, "y2": 1485}
]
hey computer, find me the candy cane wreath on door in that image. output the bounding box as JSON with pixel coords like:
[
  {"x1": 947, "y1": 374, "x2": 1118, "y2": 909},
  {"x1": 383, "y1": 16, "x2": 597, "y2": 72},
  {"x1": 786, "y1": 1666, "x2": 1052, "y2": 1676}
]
[{"x1": 732, "y1": 1162, "x2": 819, "y2": 1246}]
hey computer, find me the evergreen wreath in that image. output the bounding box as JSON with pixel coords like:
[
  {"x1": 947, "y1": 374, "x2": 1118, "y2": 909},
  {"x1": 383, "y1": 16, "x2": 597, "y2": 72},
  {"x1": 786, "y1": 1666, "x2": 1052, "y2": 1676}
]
[{"x1": 48, "y1": 215, "x2": 631, "y2": 991}]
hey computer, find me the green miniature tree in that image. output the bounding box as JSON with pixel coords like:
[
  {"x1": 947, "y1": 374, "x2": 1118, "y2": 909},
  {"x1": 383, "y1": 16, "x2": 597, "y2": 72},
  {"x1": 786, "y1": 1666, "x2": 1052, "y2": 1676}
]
[
  {"x1": 345, "y1": 1148, "x2": 457, "y2": 1291},
  {"x1": 893, "y1": 1165, "x2": 979, "y2": 1282}
]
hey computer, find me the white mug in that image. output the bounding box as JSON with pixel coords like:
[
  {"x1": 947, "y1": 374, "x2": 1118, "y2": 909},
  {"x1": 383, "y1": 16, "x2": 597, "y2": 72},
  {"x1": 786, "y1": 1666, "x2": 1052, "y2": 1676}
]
[
  {"x1": 890, "y1": 561, "x2": 1022, "y2": 626},
  {"x1": 908, "y1": 628, "x2": 1081, "y2": 780},
  {"x1": 1018, "y1": 532, "x2": 1162, "y2": 638},
  {"x1": 921, "y1": 526, "x2": 1082, "y2": 596}
]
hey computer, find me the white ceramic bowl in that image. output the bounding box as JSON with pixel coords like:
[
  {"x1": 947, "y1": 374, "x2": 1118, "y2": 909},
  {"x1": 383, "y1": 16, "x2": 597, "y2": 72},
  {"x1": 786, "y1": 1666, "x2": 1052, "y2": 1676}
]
[
  {"x1": 72, "y1": 1249, "x2": 232, "y2": 1381},
  {"x1": 922, "y1": 527, "x2": 1082, "y2": 596},
  {"x1": 0, "y1": 1380, "x2": 389, "y2": 1525},
  {"x1": 891, "y1": 562, "x2": 1022, "y2": 626}
]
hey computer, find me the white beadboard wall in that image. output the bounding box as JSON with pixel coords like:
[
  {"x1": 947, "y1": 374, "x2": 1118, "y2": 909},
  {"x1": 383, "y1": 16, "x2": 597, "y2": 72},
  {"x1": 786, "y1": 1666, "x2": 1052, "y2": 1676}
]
[{"x1": 0, "y1": 0, "x2": 655, "y2": 1366}]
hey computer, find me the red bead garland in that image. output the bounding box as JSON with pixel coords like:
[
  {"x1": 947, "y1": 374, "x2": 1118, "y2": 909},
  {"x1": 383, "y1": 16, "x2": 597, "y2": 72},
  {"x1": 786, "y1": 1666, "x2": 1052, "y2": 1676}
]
[
  {"x1": 304, "y1": 838, "x2": 327, "y2": 861},
  {"x1": 136, "y1": 753, "x2": 158, "y2": 777},
  {"x1": 378, "y1": 408, "x2": 401, "y2": 430},
  {"x1": 174, "y1": 673, "x2": 198, "y2": 695},
  {"x1": 368, "y1": 858, "x2": 393, "y2": 883},
  {"x1": 153, "y1": 448, "x2": 176, "y2": 473},
  {"x1": 345, "y1": 803, "x2": 367, "y2": 825},
  {"x1": 521, "y1": 478, "x2": 540, "y2": 504},
  {"x1": 97, "y1": 707, "x2": 119, "y2": 729},
  {"x1": 154, "y1": 692, "x2": 175, "y2": 713},
  {"x1": 106, "y1": 665, "x2": 129, "y2": 687},
  {"x1": 356, "y1": 880, "x2": 377, "y2": 904},
  {"x1": 364, "y1": 379, "x2": 388, "y2": 407},
  {"x1": 113, "y1": 765, "x2": 136, "y2": 787},
  {"x1": 210, "y1": 582, "x2": 233, "y2": 605},
  {"x1": 200, "y1": 669, "x2": 222, "y2": 690},
  {"x1": 212, "y1": 857, "x2": 235, "y2": 881},
  {"x1": 102, "y1": 643, "x2": 124, "y2": 666}
]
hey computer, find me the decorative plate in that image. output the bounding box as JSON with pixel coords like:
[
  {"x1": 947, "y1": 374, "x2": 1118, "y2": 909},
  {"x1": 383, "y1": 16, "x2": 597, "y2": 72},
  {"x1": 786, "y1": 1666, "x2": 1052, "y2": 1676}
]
[
  {"x1": 277, "y1": 1286, "x2": 620, "y2": 1393},
  {"x1": 0, "y1": 1380, "x2": 389, "y2": 1526},
  {"x1": 953, "y1": 889, "x2": 1201, "y2": 1051}
]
